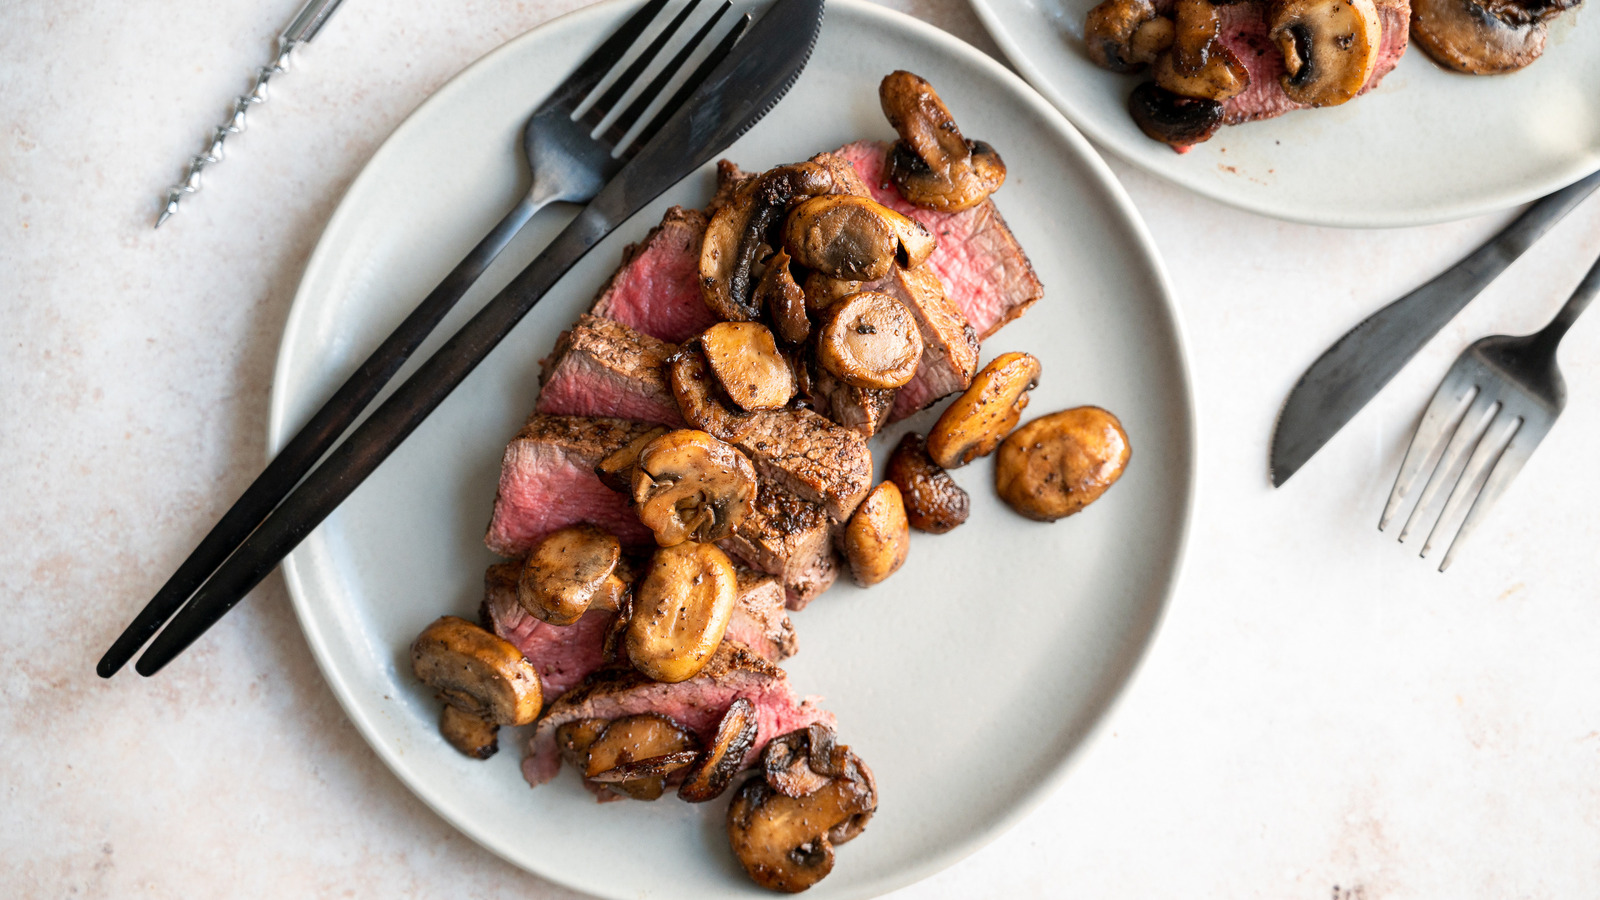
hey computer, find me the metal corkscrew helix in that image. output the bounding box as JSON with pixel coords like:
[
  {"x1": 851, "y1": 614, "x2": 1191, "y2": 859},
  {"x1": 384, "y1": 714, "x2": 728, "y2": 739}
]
[{"x1": 155, "y1": 0, "x2": 347, "y2": 227}]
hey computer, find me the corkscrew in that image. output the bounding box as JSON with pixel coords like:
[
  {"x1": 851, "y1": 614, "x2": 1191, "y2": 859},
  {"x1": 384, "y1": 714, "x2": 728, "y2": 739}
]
[{"x1": 155, "y1": 0, "x2": 347, "y2": 227}]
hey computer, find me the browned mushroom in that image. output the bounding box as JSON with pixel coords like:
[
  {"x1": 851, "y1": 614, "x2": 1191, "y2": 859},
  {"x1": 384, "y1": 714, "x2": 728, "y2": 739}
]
[
  {"x1": 517, "y1": 524, "x2": 625, "y2": 625},
  {"x1": 700, "y1": 162, "x2": 838, "y2": 322},
  {"x1": 411, "y1": 616, "x2": 543, "y2": 726},
  {"x1": 699, "y1": 322, "x2": 796, "y2": 411},
  {"x1": 555, "y1": 718, "x2": 610, "y2": 770},
  {"x1": 885, "y1": 432, "x2": 971, "y2": 534},
  {"x1": 584, "y1": 714, "x2": 698, "y2": 800},
  {"x1": 781, "y1": 194, "x2": 935, "y2": 282},
  {"x1": 816, "y1": 291, "x2": 924, "y2": 390},
  {"x1": 631, "y1": 429, "x2": 758, "y2": 546},
  {"x1": 439, "y1": 705, "x2": 499, "y2": 760},
  {"x1": 1153, "y1": 0, "x2": 1250, "y2": 101},
  {"x1": 1084, "y1": 0, "x2": 1175, "y2": 72},
  {"x1": 666, "y1": 346, "x2": 756, "y2": 442},
  {"x1": 626, "y1": 542, "x2": 739, "y2": 682},
  {"x1": 841, "y1": 482, "x2": 910, "y2": 587},
  {"x1": 678, "y1": 698, "x2": 760, "y2": 802},
  {"x1": 761, "y1": 728, "x2": 833, "y2": 798},
  {"x1": 1128, "y1": 81, "x2": 1225, "y2": 148},
  {"x1": 757, "y1": 250, "x2": 811, "y2": 344},
  {"x1": 1411, "y1": 0, "x2": 1550, "y2": 74},
  {"x1": 595, "y1": 425, "x2": 671, "y2": 493},
  {"x1": 880, "y1": 71, "x2": 1007, "y2": 212},
  {"x1": 1268, "y1": 0, "x2": 1382, "y2": 106},
  {"x1": 995, "y1": 406, "x2": 1131, "y2": 521},
  {"x1": 926, "y1": 352, "x2": 1042, "y2": 469},
  {"x1": 803, "y1": 273, "x2": 864, "y2": 312}
]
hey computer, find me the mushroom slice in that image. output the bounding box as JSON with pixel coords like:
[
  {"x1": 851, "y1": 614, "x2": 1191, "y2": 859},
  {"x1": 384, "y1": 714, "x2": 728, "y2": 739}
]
[
  {"x1": 996, "y1": 406, "x2": 1132, "y2": 521},
  {"x1": 726, "y1": 752, "x2": 878, "y2": 892},
  {"x1": 700, "y1": 162, "x2": 837, "y2": 322},
  {"x1": 439, "y1": 705, "x2": 499, "y2": 760},
  {"x1": 700, "y1": 322, "x2": 796, "y2": 411},
  {"x1": 585, "y1": 713, "x2": 697, "y2": 801},
  {"x1": 632, "y1": 429, "x2": 759, "y2": 546},
  {"x1": 880, "y1": 70, "x2": 1007, "y2": 212},
  {"x1": 926, "y1": 352, "x2": 1042, "y2": 469},
  {"x1": 1269, "y1": 0, "x2": 1382, "y2": 107},
  {"x1": 1153, "y1": 0, "x2": 1250, "y2": 101},
  {"x1": 667, "y1": 346, "x2": 756, "y2": 442},
  {"x1": 841, "y1": 482, "x2": 910, "y2": 587},
  {"x1": 626, "y1": 542, "x2": 740, "y2": 682},
  {"x1": 1128, "y1": 81, "x2": 1224, "y2": 148},
  {"x1": 1410, "y1": 0, "x2": 1547, "y2": 74},
  {"x1": 816, "y1": 291, "x2": 924, "y2": 390},
  {"x1": 1084, "y1": 0, "x2": 1171, "y2": 71},
  {"x1": 756, "y1": 250, "x2": 811, "y2": 345},
  {"x1": 886, "y1": 432, "x2": 971, "y2": 534},
  {"x1": 595, "y1": 425, "x2": 671, "y2": 493},
  {"x1": 555, "y1": 717, "x2": 610, "y2": 770},
  {"x1": 782, "y1": 195, "x2": 936, "y2": 283},
  {"x1": 411, "y1": 616, "x2": 543, "y2": 726},
  {"x1": 762, "y1": 729, "x2": 833, "y2": 798},
  {"x1": 679, "y1": 697, "x2": 760, "y2": 803},
  {"x1": 803, "y1": 273, "x2": 864, "y2": 312},
  {"x1": 517, "y1": 524, "x2": 625, "y2": 625}
]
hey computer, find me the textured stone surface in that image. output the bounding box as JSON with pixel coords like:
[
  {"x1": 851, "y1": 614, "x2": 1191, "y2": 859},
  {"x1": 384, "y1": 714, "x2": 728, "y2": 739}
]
[{"x1": 2, "y1": 0, "x2": 1599, "y2": 897}]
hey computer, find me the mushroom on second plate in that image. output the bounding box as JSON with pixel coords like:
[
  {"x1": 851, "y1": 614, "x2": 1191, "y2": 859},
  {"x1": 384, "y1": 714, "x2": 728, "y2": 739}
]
[
  {"x1": 879, "y1": 70, "x2": 1007, "y2": 212},
  {"x1": 1268, "y1": 0, "x2": 1382, "y2": 106},
  {"x1": 885, "y1": 432, "x2": 970, "y2": 534},
  {"x1": 700, "y1": 162, "x2": 838, "y2": 322},
  {"x1": 678, "y1": 697, "x2": 760, "y2": 802},
  {"x1": 1127, "y1": 81, "x2": 1225, "y2": 149},
  {"x1": 584, "y1": 713, "x2": 698, "y2": 800},
  {"x1": 699, "y1": 322, "x2": 796, "y2": 411},
  {"x1": 841, "y1": 482, "x2": 910, "y2": 587},
  {"x1": 815, "y1": 291, "x2": 924, "y2": 390},
  {"x1": 632, "y1": 429, "x2": 759, "y2": 546},
  {"x1": 781, "y1": 194, "x2": 935, "y2": 282},
  {"x1": 517, "y1": 524, "x2": 626, "y2": 625},
  {"x1": 626, "y1": 541, "x2": 739, "y2": 683},
  {"x1": 439, "y1": 704, "x2": 500, "y2": 760},
  {"x1": 995, "y1": 406, "x2": 1132, "y2": 521},
  {"x1": 1153, "y1": 0, "x2": 1250, "y2": 102},
  {"x1": 411, "y1": 616, "x2": 543, "y2": 726},
  {"x1": 1410, "y1": 0, "x2": 1549, "y2": 74},
  {"x1": 1084, "y1": 0, "x2": 1176, "y2": 72},
  {"x1": 926, "y1": 351, "x2": 1042, "y2": 469}
]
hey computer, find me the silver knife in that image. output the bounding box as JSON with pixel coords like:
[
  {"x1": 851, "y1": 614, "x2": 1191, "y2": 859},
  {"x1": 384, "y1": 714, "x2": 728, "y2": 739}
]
[
  {"x1": 1269, "y1": 168, "x2": 1600, "y2": 488},
  {"x1": 132, "y1": 0, "x2": 827, "y2": 675}
]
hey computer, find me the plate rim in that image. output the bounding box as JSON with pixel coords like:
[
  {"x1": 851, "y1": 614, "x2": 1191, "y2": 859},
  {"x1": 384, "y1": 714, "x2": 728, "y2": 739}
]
[
  {"x1": 268, "y1": 0, "x2": 1199, "y2": 895},
  {"x1": 966, "y1": 0, "x2": 1600, "y2": 229}
]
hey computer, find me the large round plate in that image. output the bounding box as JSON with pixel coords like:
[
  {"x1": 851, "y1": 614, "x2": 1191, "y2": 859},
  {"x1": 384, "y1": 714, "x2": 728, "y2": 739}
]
[
  {"x1": 969, "y1": 0, "x2": 1600, "y2": 227},
  {"x1": 270, "y1": 1, "x2": 1195, "y2": 896}
]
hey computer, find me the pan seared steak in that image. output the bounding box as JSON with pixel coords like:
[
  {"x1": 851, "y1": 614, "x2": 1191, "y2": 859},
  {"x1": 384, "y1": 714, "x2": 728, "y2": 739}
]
[
  {"x1": 718, "y1": 482, "x2": 840, "y2": 611},
  {"x1": 536, "y1": 315, "x2": 684, "y2": 427},
  {"x1": 877, "y1": 263, "x2": 980, "y2": 420},
  {"x1": 589, "y1": 206, "x2": 719, "y2": 344}
]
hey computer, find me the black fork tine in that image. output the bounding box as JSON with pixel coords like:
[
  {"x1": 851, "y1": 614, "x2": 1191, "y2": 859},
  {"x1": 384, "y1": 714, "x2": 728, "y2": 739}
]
[
  {"x1": 556, "y1": 0, "x2": 673, "y2": 103},
  {"x1": 631, "y1": 12, "x2": 750, "y2": 148},
  {"x1": 579, "y1": 0, "x2": 707, "y2": 129},
  {"x1": 603, "y1": 1, "x2": 733, "y2": 148}
]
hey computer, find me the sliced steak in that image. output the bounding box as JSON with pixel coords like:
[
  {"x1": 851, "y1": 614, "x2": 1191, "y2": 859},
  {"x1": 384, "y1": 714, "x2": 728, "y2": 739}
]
[
  {"x1": 804, "y1": 362, "x2": 896, "y2": 437},
  {"x1": 835, "y1": 139, "x2": 1043, "y2": 341},
  {"x1": 877, "y1": 263, "x2": 980, "y2": 421},
  {"x1": 719, "y1": 482, "x2": 840, "y2": 610},
  {"x1": 589, "y1": 206, "x2": 719, "y2": 344},
  {"x1": 484, "y1": 415, "x2": 660, "y2": 556},
  {"x1": 535, "y1": 314, "x2": 684, "y2": 427},
  {"x1": 523, "y1": 643, "x2": 835, "y2": 787}
]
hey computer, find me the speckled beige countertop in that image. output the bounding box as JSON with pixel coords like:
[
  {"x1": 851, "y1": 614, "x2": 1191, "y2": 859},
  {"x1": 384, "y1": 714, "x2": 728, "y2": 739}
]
[{"x1": 4, "y1": 0, "x2": 1600, "y2": 896}]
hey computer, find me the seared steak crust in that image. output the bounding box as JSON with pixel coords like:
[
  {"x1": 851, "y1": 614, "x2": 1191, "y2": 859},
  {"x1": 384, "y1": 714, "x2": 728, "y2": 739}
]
[
  {"x1": 719, "y1": 482, "x2": 839, "y2": 609},
  {"x1": 536, "y1": 314, "x2": 684, "y2": 426}
]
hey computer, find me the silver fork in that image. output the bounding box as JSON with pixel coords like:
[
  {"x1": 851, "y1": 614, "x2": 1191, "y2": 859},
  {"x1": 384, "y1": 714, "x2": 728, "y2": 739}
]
[{"x1": 1380, "y1": 250, "x2": 1600, "y2": 572}]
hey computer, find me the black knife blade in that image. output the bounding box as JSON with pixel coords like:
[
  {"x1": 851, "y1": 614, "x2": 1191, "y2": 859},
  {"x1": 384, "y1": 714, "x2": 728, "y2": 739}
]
[
  {"x1": 1269, "y1": 168, "x2": 1600, "y2": 487},
  {"x1": 132, "y1": 0, "x2": 826, "y2": 675}
]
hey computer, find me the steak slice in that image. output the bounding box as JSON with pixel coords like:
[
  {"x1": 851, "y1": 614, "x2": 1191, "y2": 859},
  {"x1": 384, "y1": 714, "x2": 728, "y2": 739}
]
[
  {"x1": 589, "y1": 206, "x2": 719, "y2": 344},
  {"x1": 719, "y1": 482, "x2": 840, "y2": 610},
  {"x1": 535, "y1": 314, "x2": 684, "y2": 427},
  {"x1": 836, "y1": 139, "x2": 1043, "y2": 340},
  {"x1": 523, "y1": 643, "x2": 835, "y2": 788},
  {"x1": 877, "y1": 263, "x2": 981, "y2": 421},
  {"x1": 484, "y1": 415, "x2": 660, "y2": 556}
]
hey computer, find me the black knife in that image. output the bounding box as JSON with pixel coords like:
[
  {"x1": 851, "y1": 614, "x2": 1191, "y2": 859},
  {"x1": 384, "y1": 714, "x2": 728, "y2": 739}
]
[
  {"x1": 1269, "y1": 168, "x2": 1600, "y2": 487},
  {"x1": 131, "y1": 0, "x2": 827, "y2": 675}
]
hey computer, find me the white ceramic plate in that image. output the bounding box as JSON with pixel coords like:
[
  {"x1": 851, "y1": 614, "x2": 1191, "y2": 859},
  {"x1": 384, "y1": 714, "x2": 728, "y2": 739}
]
[
  {"x1": 270, "y1": 1, "x2": 1195, "y2": 896},
  {"x1": 969, "y1": 0, "x2": 1600, "y2": 227}
]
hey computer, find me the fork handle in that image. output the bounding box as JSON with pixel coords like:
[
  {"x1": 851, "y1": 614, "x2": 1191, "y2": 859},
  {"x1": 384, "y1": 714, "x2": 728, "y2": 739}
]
[
  {"x1": 97, "y1": 187, "x2": 550, "y2": 678},
  {"x1": 1535, "y1": 249, "x2": 1600, "y2": 350}
]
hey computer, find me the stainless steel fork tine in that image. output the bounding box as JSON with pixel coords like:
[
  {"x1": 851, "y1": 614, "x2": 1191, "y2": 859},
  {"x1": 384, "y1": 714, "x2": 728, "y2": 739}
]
[
  {"x1": 604, "y1": 1, "x2": 733, "y2": 148},
  {"x1": 1422, "y1": 411, "x2": 1520, "y2": 561},
  {"x1": 1380, "y1": 382, "x2": 1478, "y2": 531},
  {"x1": 1436, "y1": 421, "x2": 1538, "y2": 572},
  {"x1": 581, "y1": 0, "x2": 707, "y2": 129},
  {"x1": 1398, "y1": 390, "x2": 1499, "y2": 542}
]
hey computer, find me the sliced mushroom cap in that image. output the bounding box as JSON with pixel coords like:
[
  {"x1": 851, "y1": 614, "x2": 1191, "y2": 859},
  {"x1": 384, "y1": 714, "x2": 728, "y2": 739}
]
[
  {"x1": 803, "y1": 273, "x2": 865, "y2": 312},
  {"x1": 1480, "y1": 0, "x2": 1580, "y2": 26},
  {"x1": 886, "y1": 432, "x2": 971, "y2": 534},
  {"x1": 632, "y1": 429, "x2": 758, "y2": 546},
  {"x1": 927, "y1": 352, "x2": 1042, "y2": 469},
  {"x1": 555, "y1": 717, "x2": 610, "y2": 770},
  {"x1": 757, "y1": 250, "x2": 811, "y2": 345},
  {"x1": 996, "y1": 406, "x2": 1132, "y2": 521},
  {"x1": 439, "y1": 704, "x2": 499, "y2": 760},
  {"x1": 1269, "y1": 0, "x2": 1382, "y2": 106},
  {"x1": 595, "y1": 425, "x2": 671, "y2": 493},
  {"x1": 841, "y1": 482, "x2": 911, "y2": 587},
  {"x1": 782, "y1": 195, "x2": 935, "y2": 282},
  {"x1": 1410, "y1": 0, "x2": 1547, "y2": 74},
  {"x1": 411, "y1": 616, "x2": 543, "y2": 726},
  {"x1": 679, "y1": 697, "x2": 760, "y2": 802},
  {"x1": 626, "y1": 542, "x2": 739, "y2": 683},
  {"x1": 726, "y1": 746, "x2": 878, "y2": 892},
  {"x1": 1153, "y1": 0, "x2": 1250, "y2": 101},
  {"x1": 1128, "y1": 81, "x2": 1225, "y2": 148},
  {"x1": 585, "y1": 714, "x2": 697, "y2": 800},
  {"x1": 517, "y1": 525, "x2": 624, "y2": 625},
  {"x1": 880, "y1": 70, "x2": 1007, "y2": 212},
  {"x1": 700, "y1": 162, "x2": 838, "y2": 322},
  {"x1": 667, "y1": 346, "x2": 756, "y2": 442},
  {"x1": 700, "y1": 322, "x2": 796, "y2": 411},
  {"x1": 762, "y1": 728, "x2": 833, "y2": 798},
  {"x1": 1084, "y1": 0, "x2": 1171, "y2": 72},
  {"x1": 816, "y1": 291, "x2": 924, "y2": 390}
]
